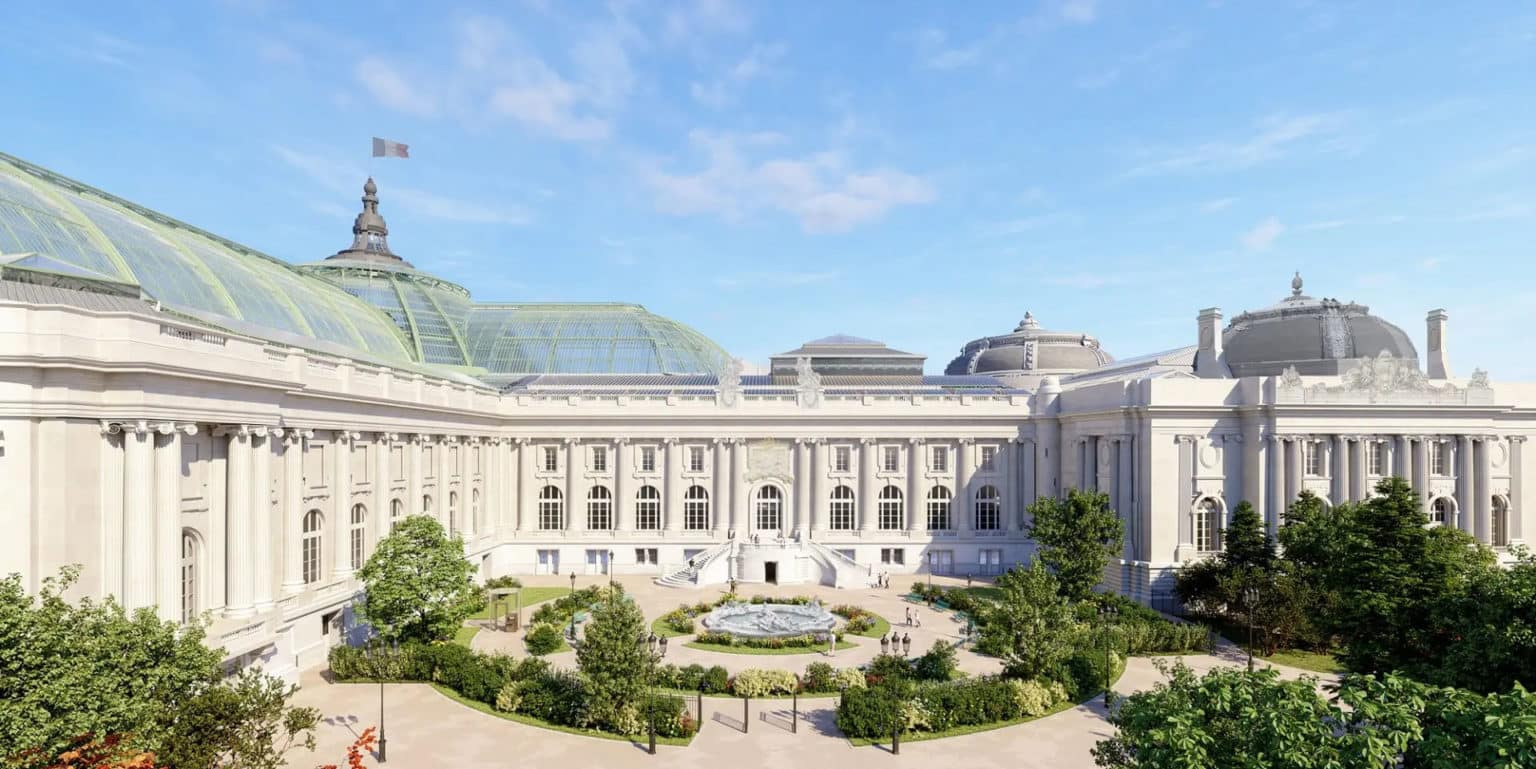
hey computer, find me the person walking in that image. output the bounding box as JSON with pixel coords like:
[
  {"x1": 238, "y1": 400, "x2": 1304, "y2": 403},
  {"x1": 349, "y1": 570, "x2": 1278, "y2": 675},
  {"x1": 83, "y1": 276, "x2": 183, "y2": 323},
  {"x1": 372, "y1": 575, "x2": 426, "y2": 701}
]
[{"x1": 905, "y1": 606, "x2": 912, "y2": 627}]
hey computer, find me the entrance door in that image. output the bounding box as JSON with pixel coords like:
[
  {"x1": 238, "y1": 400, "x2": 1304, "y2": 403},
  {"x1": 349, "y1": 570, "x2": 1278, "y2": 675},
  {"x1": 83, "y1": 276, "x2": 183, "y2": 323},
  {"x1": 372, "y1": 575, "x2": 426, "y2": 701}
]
[
  {"x1": 928, "y1": 550, "x2": 954, "y2": 575},
  {"x1": 536, "y1": 549, "x2": 559, "y2": 575},
  {"x1": 764, "y1": 561, "x2": 778, "y2": 584},
  {"x1": 585, "y1": 549, "x2": 609, "y2": 575}
]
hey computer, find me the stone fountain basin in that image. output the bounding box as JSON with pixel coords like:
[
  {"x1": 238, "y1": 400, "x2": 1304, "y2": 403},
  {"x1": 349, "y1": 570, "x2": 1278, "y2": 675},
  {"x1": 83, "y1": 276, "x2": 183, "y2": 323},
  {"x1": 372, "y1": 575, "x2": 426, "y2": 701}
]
[{"x1": 701, "y1": 601, "x2": 838, "y2": 638}]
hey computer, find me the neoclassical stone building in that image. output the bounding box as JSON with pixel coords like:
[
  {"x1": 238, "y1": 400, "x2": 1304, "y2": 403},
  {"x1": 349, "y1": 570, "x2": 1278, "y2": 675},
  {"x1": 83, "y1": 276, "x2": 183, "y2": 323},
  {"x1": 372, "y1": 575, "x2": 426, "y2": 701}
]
[{"x1": 0, "y1": 151, "x2": 1529, "y2": 683}]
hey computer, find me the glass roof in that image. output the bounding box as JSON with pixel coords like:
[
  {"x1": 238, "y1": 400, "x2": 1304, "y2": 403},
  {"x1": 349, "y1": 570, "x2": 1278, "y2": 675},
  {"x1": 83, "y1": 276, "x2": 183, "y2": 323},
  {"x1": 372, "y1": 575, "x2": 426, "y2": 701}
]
[
  {"x1": 0, "y1": 153, "x2": 414, "y2": 363},
  {"x1": 302, "y1": 259, "x2": 473, "y2": 366},
  {"x1": 465, "y1": 303, "x2": 731, "y2": 379}
]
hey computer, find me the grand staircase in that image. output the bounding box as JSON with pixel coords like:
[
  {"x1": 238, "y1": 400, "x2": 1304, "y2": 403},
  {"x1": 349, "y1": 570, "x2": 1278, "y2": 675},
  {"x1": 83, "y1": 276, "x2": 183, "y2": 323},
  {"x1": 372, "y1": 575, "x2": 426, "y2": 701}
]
[{"x1": 655, "y1": 540, "x2": 734, "y2": 588}]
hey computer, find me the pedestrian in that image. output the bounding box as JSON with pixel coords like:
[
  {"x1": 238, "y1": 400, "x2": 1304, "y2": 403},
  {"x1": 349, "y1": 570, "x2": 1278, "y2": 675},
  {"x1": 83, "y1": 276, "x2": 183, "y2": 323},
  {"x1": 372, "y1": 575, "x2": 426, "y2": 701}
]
[
  {"x1": 914, "y1": 609, "x2": 921, "y2": 628},
  {"x1": 966, "y1": 574, "x2": 972, "y2": 587},
  {"x1": 904, "y1": 606, "x2": 912, "y2": 627}
]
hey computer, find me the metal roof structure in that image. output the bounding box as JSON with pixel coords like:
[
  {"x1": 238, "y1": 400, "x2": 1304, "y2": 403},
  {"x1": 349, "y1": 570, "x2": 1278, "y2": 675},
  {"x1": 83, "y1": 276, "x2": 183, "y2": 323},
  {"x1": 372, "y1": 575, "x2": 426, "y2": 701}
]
[
  {"x1": 466, "y1": 303, "x2": 733, "y2": 382},
  {"x1": 0, "y1": 152, "x2": 415, "y2": 363}
]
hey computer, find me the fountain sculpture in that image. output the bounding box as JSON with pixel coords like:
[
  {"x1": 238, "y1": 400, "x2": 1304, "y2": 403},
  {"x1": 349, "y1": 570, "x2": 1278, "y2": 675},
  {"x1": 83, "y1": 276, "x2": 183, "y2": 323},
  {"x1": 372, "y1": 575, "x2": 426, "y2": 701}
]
[{"x1": 700, "y1": 600, "x2": 838, "y2": 638}]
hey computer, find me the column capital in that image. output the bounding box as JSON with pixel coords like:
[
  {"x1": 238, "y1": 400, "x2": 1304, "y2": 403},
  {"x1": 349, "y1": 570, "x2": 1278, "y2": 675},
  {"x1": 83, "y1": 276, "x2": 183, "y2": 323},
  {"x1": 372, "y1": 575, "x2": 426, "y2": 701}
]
[
  {"x1": 440, "y1": 434, "x2": 460, "y2": 445},
  {"x1": 612, "y1": 437, "x2": 630, "y2": 446},
  {"x1": 859, "y1": 437, "x2": 877, "y2": 446},
  {"x1": 149, "y1": 421, "x2": 198, "y2": 436},
  {"x1": 563, "y1": 437, "x2": 581, "y2": 446},
  {"x1": 212, "y1": 424, "x2": 262, "y2": 438},
  {"x1": 956, "y1": 437, "x2": 975, "y2": 446},
  {"x1": 515, "y1": 437, "x2": 532, "y2": 446},
  {"x1": 1508, "y1": 435, "x2": 1528, "y2": 445},
  {"x1": 1175, "y1": 434, "x2": 1198, "y2": 445},
  {"x1": 909, "y1": 437, "x2": 927, "y2": 446},
  {"x1": 663, "y1": 437, "x2": 680, "y2": 446}
]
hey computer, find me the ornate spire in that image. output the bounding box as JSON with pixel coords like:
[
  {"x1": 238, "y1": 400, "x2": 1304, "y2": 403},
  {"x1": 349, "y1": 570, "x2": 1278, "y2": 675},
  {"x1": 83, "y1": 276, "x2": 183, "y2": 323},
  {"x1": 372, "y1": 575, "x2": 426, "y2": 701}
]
[
  {"x1": 327, "y1": 177, "x2": 412, "y2": 266},
  {"x1": 1015, "y1": 312, "x2": 1040, "y2": 332},
  {"x1": 1291, "y1": 271, "x2": 1304, "y2": 297}
]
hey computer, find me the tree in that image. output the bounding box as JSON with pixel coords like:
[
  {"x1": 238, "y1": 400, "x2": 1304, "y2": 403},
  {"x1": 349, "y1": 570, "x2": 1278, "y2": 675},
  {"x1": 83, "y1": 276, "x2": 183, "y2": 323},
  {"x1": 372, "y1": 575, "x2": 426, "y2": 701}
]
[
  {"x1": 0, "y1": 567, "x2": 318, "y2": 769},
  {"x1": 1026, "y1": 489, "x2": 1124, "y2": 600},
  {"x1": 980, "y1": 562, "x2": 1080, "y2": 680},
  {"x1": 574, "y1": 594, "x2": 650, "y2": 732},
  {"x1": 1429, "y1": 549, "x2": 1536, "y2": 693},
  {"x1": 1175, "y1": 500, "x2": 1277, "y2": 614},
  {"x1": 356, "y1": 515, "x2": 483, "y2": 643}
]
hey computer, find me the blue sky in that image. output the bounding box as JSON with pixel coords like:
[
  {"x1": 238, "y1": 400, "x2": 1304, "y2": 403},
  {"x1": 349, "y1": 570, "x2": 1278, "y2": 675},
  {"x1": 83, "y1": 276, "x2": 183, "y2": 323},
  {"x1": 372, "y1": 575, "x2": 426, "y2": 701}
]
[{"x1": 3, "y1": 1, "x2": 1534, "y2": 376}]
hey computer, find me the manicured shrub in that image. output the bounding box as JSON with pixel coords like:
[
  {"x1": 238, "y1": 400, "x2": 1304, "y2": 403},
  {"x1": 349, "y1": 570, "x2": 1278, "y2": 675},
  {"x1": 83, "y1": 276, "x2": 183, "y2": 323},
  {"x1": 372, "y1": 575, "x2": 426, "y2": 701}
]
[
  {"x1": 830, "y1": 604, "x2": 871, "y2": 620},
  {"x1": 914, "y1": 678, "x2": 1017, "y2": 731},
  {"x1": 701, "y1": 665, "x2": 730, "y2": 694},
  {"x1": 693, "y1": 630, "x2": 838, "y2": 649},
  {"x1": 843, "y1": 615, "x2": 876, "y2": 634},
  {"x1": 494, "y1": 680, "x2": 523, "y2": 713},
  {"x1": 661, "y1": 607, "x2": 694, "y2": 634},
  {"x1": 914, "y1": 640, "x2": 959, "y2": 681},
  {"x1": 834, "y1": 667, "x2": 868, "y2": 691},
  {"x1": 643, "y1": 693, "x2": 697, "y2": 738},
  {"x1": 525, "y1": 623, "x2": 565, "y2": 656},
  {"x1": 732, "y1": 668, "x2": 799, "y2": 696},
  {"x1": 694, "y1": 630, "x2": 735, "y2": 646},
  {"x1": 1008, "y1": 678, "x2": 1069, "y2": 717},
  {"x1": 835, "y1": 686, "x2": 904, "y2": 739},
  {"x1": 483, "y1": 575, "x2": 523, "y2": 589},
  {"x1": 517, "y1": 669, "x2": 591, "y2": 727},
  {"x1": 802, "y1": 661, "x2": 836, "y2": 693},
  {"x1": 866, "y1": 654, "x2": 913, "y2": 684},
  {"x1": 1060, "y1": 648, "x2": 1121, "y2": 701}
]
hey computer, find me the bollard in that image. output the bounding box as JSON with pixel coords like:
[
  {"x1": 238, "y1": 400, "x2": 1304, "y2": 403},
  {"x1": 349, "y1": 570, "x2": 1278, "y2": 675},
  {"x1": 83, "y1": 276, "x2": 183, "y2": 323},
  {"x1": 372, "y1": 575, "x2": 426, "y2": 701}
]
[
  {"x1": 697, "y1": 692, "x2": 704, "y2": 733},
  {"x1": 743, "y1": 695, "x2": 749, "y2": 734},
  {"x1": 792, "y1": 689, "x2": 798, "y2": 734},
  {"x1": 892, "y1": 725, "x2": 901, "y2": 755}
]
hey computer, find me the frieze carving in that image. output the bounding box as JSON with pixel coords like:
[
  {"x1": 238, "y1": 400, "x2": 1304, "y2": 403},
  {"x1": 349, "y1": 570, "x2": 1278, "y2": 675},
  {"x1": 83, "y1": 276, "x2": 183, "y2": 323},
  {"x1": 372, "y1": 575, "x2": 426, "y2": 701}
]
[
  {"x1": 1277, "y1": 352, "x2": 1494, "y2": 405},
  {"x1": 795, "y1": 357, "x2": 822, "y2": 409},
  {"x1": 744, "y1": 439, "x2": 792, "y2": 484},
  {"x1": 717, "y1": 358, "x2": 744, "y2": 408}
]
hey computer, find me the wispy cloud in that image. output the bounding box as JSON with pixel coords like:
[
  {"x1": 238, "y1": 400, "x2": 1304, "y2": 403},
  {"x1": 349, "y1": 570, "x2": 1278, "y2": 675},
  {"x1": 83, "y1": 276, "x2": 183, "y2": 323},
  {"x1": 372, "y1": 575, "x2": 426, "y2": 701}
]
[
  {"x1": 663, "y1": 0, "x2": 751, "y2": 45},
  {"x1": 1240, "y1": 217, "x2": 1285, "y2": 251},
  {"x1": 915, "y1": 28, "x2": 986, "y2": 70},
  {"x1": 272, "y1": 145, "x2": 530, "y2": 225},
  {"x1": 1126, "y1": 112, "x2": 1354, "y2": 176},
  {"x1": 715, "y1": 270, "x2": 839, "y2": 290},
  {"x1": 356, "y1": 57, "x2": 437, "y2": 117},
  {"x1": 691, "y1": 43, "x2": 785, "y2": 107},
  {"x1": 1059, "y1": 0, "x2": 1099, "y2": 24},
  {"x1": 1199, "y1": 197, "x2": 1237, "y2": 213},
  {"x1": 641, "y1": 131, "x2": 935, "y2": 233}
]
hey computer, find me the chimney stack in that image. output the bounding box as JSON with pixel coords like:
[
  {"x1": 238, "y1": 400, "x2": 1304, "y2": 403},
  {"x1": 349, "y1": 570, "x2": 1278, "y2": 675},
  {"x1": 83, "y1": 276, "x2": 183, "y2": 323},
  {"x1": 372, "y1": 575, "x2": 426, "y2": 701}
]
[
  {"x1": 1426, "y1": 309, "x2": 1450, "y2": 380},
  {"x1": 1194, "y1": 307, "x2": 1229, "y2": 377}
]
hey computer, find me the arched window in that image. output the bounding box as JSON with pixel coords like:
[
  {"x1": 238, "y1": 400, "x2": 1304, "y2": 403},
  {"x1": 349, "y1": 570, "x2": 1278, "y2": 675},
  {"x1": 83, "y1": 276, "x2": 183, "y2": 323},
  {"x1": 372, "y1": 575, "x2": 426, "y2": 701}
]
[
  {"x1": 390, "y1": 498, "x2": 404, "y2": 532},
  {"x1": 587, "y1": 486, "x2": 613, "y2": 530},
  {"x1": 974, "y1": 485, "x2": 1001, "y2": 530},
  {"x1": 755, "y1": 486, "x2": 783, "y2": 531},
  {"x1": 635, "y1": 485, "x2": 661, "y2": 530},
  {"x1": 422, "y1": 494, "x2": 433, "y2": 516},
  {"x1": 448, "y1": 490, "x2": 460, "y2": 536},
  {"x1": 829, "y1": 486, "x2": 855, "y2": 530},
  {"x1": 1493, "y1": 496, "x2": 1510, "y2": 547},
  {"x1": 180, "y1": 532, "x2": 198, "y2": 624},
  {"x1": 926, "y1": 486, "x2": 952, "y2": 531},
  {"x1": 349, "y1": 504, "x2": 367, "y2": 570},
  {"x1": 471, "y1": 488, "x2": 481, "y2": 534},
  {"x1": 302, "y1": 510, "x2": 324, "y2": 584},
  {"x1": 1194, "y1": 498, "x2": 1218, "y2": 552},
  {"x1": 878, "y1": 486, "x2": 904, "y2": 530},
  {"x1": 1430, "y1": 497, "x2": 1451, "y2": 526},
  {"x1": 685, "y1": 485, "x2": 710, "y2": 531},
  {"x1": 539, "y1": 486, "x2": 564, "y2": 530}
]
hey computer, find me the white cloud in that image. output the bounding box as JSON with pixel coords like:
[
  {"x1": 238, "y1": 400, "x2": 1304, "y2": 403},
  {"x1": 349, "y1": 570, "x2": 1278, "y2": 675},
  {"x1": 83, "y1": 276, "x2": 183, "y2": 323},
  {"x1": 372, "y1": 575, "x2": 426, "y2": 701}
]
[
  {"x1": 691, "y1": 43, "x2": 785, "y2": 107},
  {"x1": 1059, "y1": 0, "x2": 1099, "y2": 24},
  {"x1": 642, "y1": 132, "x2": 934, "y2": 233},
  {"x1": 1240, "y1": 217, "x2": 1285, "y2": 251},
  {"x1": 1200, "y1": 197, "x2": 1237, "y2": 213},
  {"x1": 715, "y1": 271, "x2": 839, "y2": 290},
  {"x1": 915, "y1": 28, "x2": 986, "y2": 70},
  {"x1": 355, "y1": 57, "x2": 437, "y2": 117},
  {"x1": 272, "y1": 145, "x2": 529, "y2": 225},
  {"x1": 1127, "y1": 112, "x2": 1353, "y2": 176},
  {"x1": 255, "y1": 39, "x2": 301, "y2": 65},
  {"x1": 663, "y1": 0, "x2": 751, "y2": 44},
  {"x1": 1420, "y1": 257, "x2": 1444, "y2": 271}
]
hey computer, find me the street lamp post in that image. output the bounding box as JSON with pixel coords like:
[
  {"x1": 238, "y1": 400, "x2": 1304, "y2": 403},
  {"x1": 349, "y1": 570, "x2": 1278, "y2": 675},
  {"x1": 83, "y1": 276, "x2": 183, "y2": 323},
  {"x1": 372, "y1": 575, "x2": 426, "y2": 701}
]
[
  {"x1": 1098, "y1": 604, "x2": 1118, "y2": 707},
  {"x1": 568, "y1": 572, "x2": 577, "y2": 640},
  {"x1": 366, "y1": 643, "x2": 389, "y2": 762},
  {"x1": 1244, "y1": 586, "x2": 1260, "y2": 672},
  {"x1": 638, "y1": 632, "x2": 668, "y2": 755},
  {"x1": 901, "y1": 633, "x2": 911, "y2": 657}
]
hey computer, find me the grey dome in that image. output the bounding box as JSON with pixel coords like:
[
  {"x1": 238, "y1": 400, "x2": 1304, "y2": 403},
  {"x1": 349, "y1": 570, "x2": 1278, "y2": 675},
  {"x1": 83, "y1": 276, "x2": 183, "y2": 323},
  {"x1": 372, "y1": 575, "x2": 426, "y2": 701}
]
[
  {"x1": 946, "y1": 312, "x2": 1113, "y2": 382},
  {"x1": 1222, "y1": 273, "x2": 1418, "y2": 377}
]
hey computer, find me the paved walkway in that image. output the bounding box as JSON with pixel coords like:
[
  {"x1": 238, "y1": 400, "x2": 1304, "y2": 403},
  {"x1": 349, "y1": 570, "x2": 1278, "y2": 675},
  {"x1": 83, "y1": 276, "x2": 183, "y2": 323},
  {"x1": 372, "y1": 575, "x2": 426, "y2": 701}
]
[{"x1": 288, "y1": 575, "x2": 1333, "y2": 768}]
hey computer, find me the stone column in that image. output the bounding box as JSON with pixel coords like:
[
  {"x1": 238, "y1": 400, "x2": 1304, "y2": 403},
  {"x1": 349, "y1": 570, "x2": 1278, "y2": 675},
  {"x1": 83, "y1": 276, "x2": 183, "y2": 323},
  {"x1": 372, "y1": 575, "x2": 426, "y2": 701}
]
[
  {"x1": 662, "y1": 438, "x2": 682, "y2": 533},
  {"x1": 223, "y1": 426, "x2": 254, "y2": 617},
  {"x1": 250, "y1": 428, "x2": 274, "y2": 610},
  {"x1": 1413, "y1": 436, "x2": 1431, "y2": 515},
  {"x1": 1000, "y1": 440, "x2": 1017, "y2": 531},
  {"x1": 858, "y1": 439, "x2": 878, "y2": 532},
  {"x1": 461, "y1": 439, "x2": 477, "y2": 541},
  {"x1": 516, "y1": 439, "x2": 535, "y2": 532},
  {"x1": 1240, "y1": 413, "x2": 1265, "y2": 526},
  {"x1": 1394, "y1": 434, "x2": 1412, "y2": 483},
  {"x1": 1457, "y1": 435, "x2": 1475, "y2": 534},
  {"x1": 406, "y1": 435, "x2": 422, "y2": 516},
  {"x1": 1349, "y1": 437, "x2": 1368, "y2": 502},
  {"x1": 281, "y1": 430, "x2": 308, "y2": 594},
  {"x1": 1116, "y1": 436, "x2": 1133, "y2": 556},
  {"x1": 375, "y1": 434, "x2": 394, "y2": 542},
  {"x1": 332, "y1": 432, "x2": 355, "y2": 579},
  {"x1": 1036, "y1": 421, "x2": 1060, "y2": 500},
  {"x1": 795, "y1": 439, "x2": 812, "y2": 535},
  {"x1": 1509, "y1": 437, "x2": 1526, "y2": 543},
  {"x1": 614, "y1": 438, "x2": 631, "y2": 532},
  {"x1": 1267, "y1": 435, "x2": 1286, "y2": 531},
  {"x1": 908, "y1": 439, "x2": 925, "y2": 532},
  {"x1": 437, "y1": 436, "x2": 453, "y2": 529},
  {"x1": 1020, "y1": 438, "x2": 1038, "y2": 520},
  {"x1": 956, "y1": 439, "x2": 974, "y2": 534},
  {"x1": 1475, "y1": 436, "x2": 1493, "y2": 544},
  {"x1": 119, "y1": 421, "x2": 155, "y2": 612},
  {"x1": 567, "y1": 439, "x2": 584, "y2": 532},
  {"x1": 731, "y1": 438, "x2": 747, "y2": 534},
  {"x1": 1332, "y1": 434, "x2": 1350, "y2": 506},
  {"x1": 153, "y1": 423, "x2": 193, "y2": 622},
  {"x1": 1285, "y1": 437, "x2": 1303, "y2": 507},
  {"x1": 712, "y1": 439, "x2": 729, "y2": 532},
  {"x1": 808, "y1": 439, "x2": 823, "y2": 534}
]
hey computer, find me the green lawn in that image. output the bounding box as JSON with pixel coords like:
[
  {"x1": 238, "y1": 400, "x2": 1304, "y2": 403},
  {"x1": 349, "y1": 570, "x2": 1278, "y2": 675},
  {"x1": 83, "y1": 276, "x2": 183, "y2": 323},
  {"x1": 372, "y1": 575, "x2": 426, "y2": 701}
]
[
  {"x1": 959, "y1": 586, "x2": 1006, "y2": 602},
  {"x1": 650, "y1": 616, "x2": 693, "y2": 639},
  {"x1": 1261, "y1": 648, "x2": 1344, "y2": 674},
  {"x1": 845, "y1": 612, "x2": 892, "y2": 639},
  {"x1": 430, "y1": 684, "x2": 694, "y2": 746},
  {"x1": 452, "y1": 625, "x2": 480, "y2": 647},
  {"x1": 685, "y1": 640, "x2": 857, "y2": 655},
  {"x1": 470, "y1": 586, "x2": 572, "y2": 620}
]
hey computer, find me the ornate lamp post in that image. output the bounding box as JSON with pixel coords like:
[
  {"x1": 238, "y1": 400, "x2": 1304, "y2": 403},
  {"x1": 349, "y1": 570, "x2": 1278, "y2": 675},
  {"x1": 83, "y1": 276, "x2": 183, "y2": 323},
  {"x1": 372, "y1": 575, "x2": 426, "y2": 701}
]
[
  {"x1": 637, "y1": 632, "x2": 668, "y2": 755},
  {"x1": 901, "y1": 633, "x2": 911, "y2": 656},
  {"x1": 1098, "y1": 604, "x2": 1119, "y2": 707},
  {"x1": 1244, "y1": 586, "x2": 1261, "y2": 672},
  {"x1": 880, "y1": 634, "x2": 890, "y2": 655},
  {"x1": 365, "y1": 643, "x2": 389, "y2": 762},
  {"x1": 568, "y1": 572, "x2": 578, "y2": 640}
]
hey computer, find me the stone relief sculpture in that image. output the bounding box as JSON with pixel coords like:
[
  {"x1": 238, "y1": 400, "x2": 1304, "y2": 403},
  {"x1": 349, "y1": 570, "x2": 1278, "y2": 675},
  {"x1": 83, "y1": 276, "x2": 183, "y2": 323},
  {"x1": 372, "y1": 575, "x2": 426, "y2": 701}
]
[
  {"x1": 1279, "y1": 352, "x2": 1491, "y2": 405},
  {"x1": 1468, "y1": 368, "x2": 1490, "y2": 389},
  {"x1": 717, "y1": 357, "x2": 744, "y2": 407},
  {"x1": 795, "y1": 356, "x2": 822, "y2": 408},
  {"x1": 745, "y1": 439, "x2": 791, "y2": 483}
]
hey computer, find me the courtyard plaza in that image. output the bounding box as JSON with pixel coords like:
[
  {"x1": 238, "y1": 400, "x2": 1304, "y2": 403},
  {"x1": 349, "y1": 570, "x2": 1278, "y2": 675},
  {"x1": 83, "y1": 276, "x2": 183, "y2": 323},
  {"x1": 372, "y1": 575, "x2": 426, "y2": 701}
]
[{"x1": 288, "y1": 575, "x2": 1331, "y2": 767}]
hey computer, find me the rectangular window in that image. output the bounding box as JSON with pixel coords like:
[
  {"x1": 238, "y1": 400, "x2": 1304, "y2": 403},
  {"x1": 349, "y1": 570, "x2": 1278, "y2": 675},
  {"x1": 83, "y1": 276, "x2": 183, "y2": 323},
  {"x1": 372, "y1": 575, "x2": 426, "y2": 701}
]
[
  {"x1": 635, "y1": 548, "x2": 658, "y2": 565},
  {"x1": 1431, "y1": 441, "x2": 1448, "y2": 475},
  {"x1": 882, "y1": 446, "x2": 900, "y2": 472},
  {"x1": 1368, "y1": 441, "x2": 1385, "y2": 476},
  {"x1": 592, "y1": 446, "x2": 607, "y2": 472},
  {"x1": 834, "y1": 446, "x2": 851, "y2": 473},
  {"x1": 930, "y1": 446, "x2": 948, "y2": 473},
  {"x1": 880, "y1": 548, "x2": 904, "y2": 565},
  {"x1": 688, "y1": 446, "x2": 705, "y2": 473},
  {"x1": 640, "y1": 446, "x2": 657, "y2": 473},
  {"x1": 542, "y1": 446, "x2": 558, "y2": 472},
  {"x1": 1304, "y1": 441, "x2": 1323, "y2": 476},
  {"x1": 980, "y1": 445, "x2": 997, "y2": 471}
]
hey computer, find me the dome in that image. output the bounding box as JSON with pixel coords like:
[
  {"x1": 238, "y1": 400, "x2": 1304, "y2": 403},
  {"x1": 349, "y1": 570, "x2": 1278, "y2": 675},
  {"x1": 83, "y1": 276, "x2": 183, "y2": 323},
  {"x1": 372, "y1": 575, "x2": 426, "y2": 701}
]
[
  {"x1": 0, "y1": 153, "x2": 414, "y2": 363},
  {"x1": 303, "y1": 259, "x2": 473, "y2": 367},
  {"x1": 464, "y1": 303, "x2": 732, "y2": 382},
  {"x1": 945, "y1": 312, "x2": 1113, "y2": 386},
  {"x1": 1222, "y1": 273, "x2": 1418, "y2": 377}
]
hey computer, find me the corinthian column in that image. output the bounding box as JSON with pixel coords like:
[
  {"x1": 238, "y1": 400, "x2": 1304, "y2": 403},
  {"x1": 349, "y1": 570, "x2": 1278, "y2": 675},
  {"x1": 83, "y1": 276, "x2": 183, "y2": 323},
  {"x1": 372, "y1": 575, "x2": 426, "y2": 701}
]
[
  {"x1": 1332, "y1": 434, "x2": 1350, "y2": 505},
  {"x1": 731, "y1": 439, "x2": 747, "y2": 535},
  {"x1": 119, "y1": 421, "x2": 155, "y2": 612},
  {"x1": 1284, "y1": 437, "x2": 1303, "y2": 506},
  {"x1": 567, "y1": 439, "x2": 584, "y2": 532},
  {"x1": 908, "y1": 439, "x2": 925, "y2": 532},
  {"x1": 1456, "y1": 435, "x2": 1475, "y2": 534},
  {"x1": 281, "y1": 430, "x2": 308, "y2": 594},
  {"x1": 332, "y1": 431, "x2": 356, "y2": 579},
  {"x1": 808, "y1": 439, "x2": 824, "y2": 535},
  {"x1": 956, "y1": 439, "x2": 974, "y2": 535},
  {"x1": 516, "y1": 439, "x2": 535, "y2": 532},
  {"x1": 663, "y1": 438, "x2": 682, "y2": 533},
  {"x1": 795, "y1": 439, "x2": 812, "y2": 536},
  {"x1": 250, "y1": 427, "x2": 274, "y2": 610},
  {"x1": 614, "y1": 438, "x2": 631, "y2": 532},
  {"x1": 1412, "y1": 436, "x2": 1431, "y2": 515},
  {"x1": 222, "y1": 425, "x2": 255, "y2": 618},
  {"x1": 858, "y1": 439, "x2": 878, "y2": 532},
  {"x1": 1475, "y1": 437, "x2": 1493, "y2": 544},
  {"x1": 712, "y1": 439, "x2": 729, "y2": 532},
  {"x1": 154, "y1": 422, "x2": 195, "y2": 623},
  {"x1": 1267, "y1": 435, "x2": 1286, "y2": 531}
]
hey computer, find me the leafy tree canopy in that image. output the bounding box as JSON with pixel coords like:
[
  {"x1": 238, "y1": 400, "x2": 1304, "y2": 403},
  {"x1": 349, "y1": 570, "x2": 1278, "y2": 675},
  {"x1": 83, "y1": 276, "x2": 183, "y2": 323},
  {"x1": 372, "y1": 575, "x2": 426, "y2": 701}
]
[
  {"x1": 356, "y1": 515, "x2": 484, "y2": 643},
  {"x1": 574, "y1": 591, "x2": 651, "y2": 732},
  {"x1": 1026, "y1": 489, "x2": 1124, "y2": 601},
  {"x1": 980, "y1": 561, "x2": 1081, "y2": 680}
]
